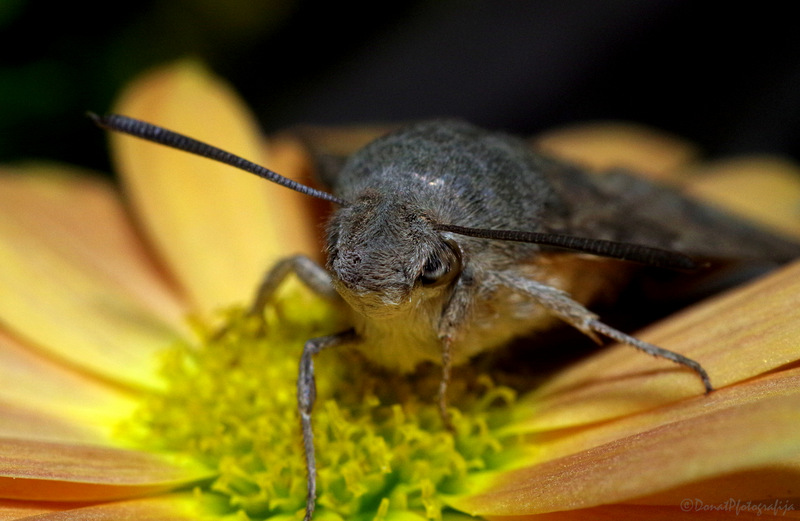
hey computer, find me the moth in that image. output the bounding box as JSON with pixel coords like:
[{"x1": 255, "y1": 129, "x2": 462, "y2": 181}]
[{"x1": 92, "y1": 114, "x2": 800, "y2": 520}]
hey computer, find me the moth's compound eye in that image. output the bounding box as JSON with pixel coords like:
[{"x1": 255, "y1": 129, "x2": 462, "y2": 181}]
[
  {"x1": 419, "y1": 240, "x2": 462, "y2": 287},
  {"x1": 420, "y1": 256, "x2": 447, "y2": 285}
]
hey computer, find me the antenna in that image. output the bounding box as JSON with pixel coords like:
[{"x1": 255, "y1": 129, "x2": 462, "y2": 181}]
[
  {"x1": 435, "y1": 223, "x2": 700, "y2": 270},
  {"x1": 89, "y1": 113, "x2": 348, "y2": 206}
]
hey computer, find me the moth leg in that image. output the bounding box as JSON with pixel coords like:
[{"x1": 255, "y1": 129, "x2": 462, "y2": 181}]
[
  {"x1": 587, "y1": 319, "x2": 712, "y2": 393},
  {"x1": 493, "y1": 271, "x2": 713, "y2": 393},
  {"x1": 298, "y1": 328, "x2": 357, "y2": 521},
  {"x1": 250, "y1": 254, "x2": 340, "y2": 318},
  {"x1": 437, "y1": 336, "x2": 454, "y2": 430},
  {"x1": 436, "y1": 272, "x2": 477, "y2": 430},
  {"x1": 213, "y1": 255, "x2": 337, "y2": 339}
]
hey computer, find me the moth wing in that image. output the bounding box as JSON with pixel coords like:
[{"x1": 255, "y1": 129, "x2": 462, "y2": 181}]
[{"x1": 539, "y1": 161, "x2": 800, "y2": 264}]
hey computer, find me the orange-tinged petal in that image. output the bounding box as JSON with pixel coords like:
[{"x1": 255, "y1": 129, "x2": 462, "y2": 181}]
[
  {"x1": 511, "y1": 259, "x2": 800, "y2": 431},
  {"x1": 520, "y1": 367, "x2": 800, "y2": 464},
  {"x1": 0, "y1": 494, "x2": 203, "y2": 520},
  {"x1": 0, "y1": 401, "x2": 101, "y2": 450},
  {"x1": 109, "y1": 60, "x2": 319, "y2": 316},
  {"x1": 0, "y1": 438, "x2": 211, "y2": 502},
  {"x1": 0, "y1": 499, "x2": 78, "y2": 520},
  {"x1": 0, "y1": 165, "x2": 188, "y2": 325},
  {"x1": 0, "y1": 329, "x2": 136, "y2": 444},
  {"x1": 0, "y1": 166, "x2": 184, "y2": 390},
  {"x1": 532, "y1": 122, "x2": 700, "y2": 180},
  {"x1": 456, "y1": 382, "x2": 800, "y2": 516}
]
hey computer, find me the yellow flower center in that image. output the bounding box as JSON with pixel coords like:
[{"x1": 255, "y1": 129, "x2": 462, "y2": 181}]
[{"x1": 128, "y1": 288, "x2": 518, "y2": 520}]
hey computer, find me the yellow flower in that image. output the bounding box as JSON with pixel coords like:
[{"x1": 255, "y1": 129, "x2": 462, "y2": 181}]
[{"x1": 1, "y1": 60, "x2": 800, "y2": 520}]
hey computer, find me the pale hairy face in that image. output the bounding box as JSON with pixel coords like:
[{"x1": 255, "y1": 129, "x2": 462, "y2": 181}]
[{"x1": 326, "y1": 191, "x2": 462, "y2": 318}]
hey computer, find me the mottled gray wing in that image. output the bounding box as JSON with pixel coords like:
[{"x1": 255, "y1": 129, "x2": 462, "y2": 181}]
[{"x1": 539, "y1": 161, "x2": 800, "y2": 264}]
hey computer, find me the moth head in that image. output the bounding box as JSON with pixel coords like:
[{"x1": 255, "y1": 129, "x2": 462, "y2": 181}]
[{"x1": 326, "y1": 192, "x2": 463, "y2": 317}]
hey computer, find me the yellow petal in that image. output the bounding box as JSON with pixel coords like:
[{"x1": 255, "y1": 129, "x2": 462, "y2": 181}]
[
  {"x1": 513, "y1": 259, "x2": 800, "y2": 431},
  {"x1": 0, "y1": 494, "x2": 204, "y2": 520},
  {"x1": 0, "y1": 329, "x2": 136, "y2": 444},
  {"x1": 109, "y1": 60, "x2": 319, "y2": 316},
  {"x1": 0, "y1": 166, "x2": 185, "y2": 390},
  {"x1": 532, "y1": 122, "x2": 700, "y2": 180},
  {"x1": 0, "y1": 438, "x2": 211, "y2": 502},
  {"x1": 457, "y1": 375, "x2": 800, "y2": 516}
]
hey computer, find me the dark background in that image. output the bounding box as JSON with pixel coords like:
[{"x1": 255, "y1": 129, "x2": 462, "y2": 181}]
[{"x1": 2, "y1": 0, "x2": 799, "y2": 175}]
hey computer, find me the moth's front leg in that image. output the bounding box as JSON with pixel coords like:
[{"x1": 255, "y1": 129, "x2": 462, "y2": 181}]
[
  {"x1": 249, "y1": 254, "x2": 342, "y2": 319},
  {"x1": 247, "y1": 257, "x2": 354, "y2": 520},
  {"x1": 492, "y1": 271, "x2": 713, "y2": 393},
  {"x1": 436, "y1": 271, "x2": 477, "y2": 429},
  {"x1": 298, "y1": 329, "x2": 357, "y2": 521},
  {"x1": 214, "y1": 255, "x2": 339, "y2": 339}
]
